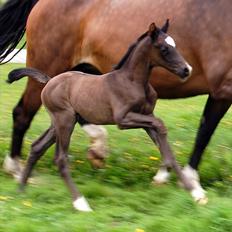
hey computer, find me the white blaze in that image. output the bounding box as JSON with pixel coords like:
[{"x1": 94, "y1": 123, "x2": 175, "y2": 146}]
[{"x1": 165, "y1": 36, "x2": 176, "y2": 47}]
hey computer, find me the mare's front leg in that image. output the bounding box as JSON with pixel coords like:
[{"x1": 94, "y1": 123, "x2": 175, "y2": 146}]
[
  {"x1": 145, "y1": 117, "x2": 208, "y2": 204},
  {"x1": 3, "y1": 79, "x2": 44, "y2": 179},
  {"x1": 54, "y1": 110, "x2": 92, "y2": 212}
]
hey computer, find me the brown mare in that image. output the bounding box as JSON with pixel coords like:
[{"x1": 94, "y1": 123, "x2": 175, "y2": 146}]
[
  {"x1": 8, "y1": 22, "x2": 197, "y2": 211},
  {"x1": 0, "y1": 0, "x2": 231, "y2": 200}
]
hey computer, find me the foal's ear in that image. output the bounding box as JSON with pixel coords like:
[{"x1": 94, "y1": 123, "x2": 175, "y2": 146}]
[
  {"x1": 148, "y1": 22, "x2": 158, "y2": 39},
  {"x1": 148, "y1": 22, "x2": 157, "y2": 34},
  {"x1": 161, "y1": 19, "x2": 169, "y2": 33}
]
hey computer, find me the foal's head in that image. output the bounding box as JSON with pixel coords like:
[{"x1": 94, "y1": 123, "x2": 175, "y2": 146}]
[{"x1": 147, "y1": 20, "x2": 192, "y2": 80}]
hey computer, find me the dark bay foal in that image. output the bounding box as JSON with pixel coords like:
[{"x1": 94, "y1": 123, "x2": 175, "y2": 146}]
[{"x1": 8, "y1": 22, "x2": 200, "y2": 211}]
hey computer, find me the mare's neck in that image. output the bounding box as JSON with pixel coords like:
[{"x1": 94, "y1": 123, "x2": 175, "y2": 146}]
[{"x1": 123, "y1": 37, "x2": 153, "y2": 85}]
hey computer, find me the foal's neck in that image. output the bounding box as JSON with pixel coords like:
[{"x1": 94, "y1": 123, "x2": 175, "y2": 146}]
[{"x1": 123, "y1": 37, "x2": 153, "y2": 85}]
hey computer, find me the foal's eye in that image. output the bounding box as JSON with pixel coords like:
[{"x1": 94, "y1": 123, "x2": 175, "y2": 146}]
[{"x1": 160, "y1": 46, "x2": 169, "y2": 56}]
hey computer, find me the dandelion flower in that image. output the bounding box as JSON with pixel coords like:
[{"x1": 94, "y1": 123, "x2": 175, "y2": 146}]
[
  {"x1": 76, "y1": 160, "x2": 84, "y2": 164},
  {"x1": 22, "y1": 201, "x2": 32, "y2": 207},
  {"x1": 135, "y1": 229, "x2": 145, "y2": 232},
  {"x1": 149, "y1": 156, "x2": 159, "y2": 161},
  {"x1": 0, "y1": 196, "x2": 9, "y2": 201}
]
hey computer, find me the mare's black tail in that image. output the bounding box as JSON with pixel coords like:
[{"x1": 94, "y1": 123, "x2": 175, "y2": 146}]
[
  {"x1": 7, "y1": 68, "x2": 50, "y2": 84},
  {"x1": 0, "y1": 0, "x2": 38, "y2": 63}
]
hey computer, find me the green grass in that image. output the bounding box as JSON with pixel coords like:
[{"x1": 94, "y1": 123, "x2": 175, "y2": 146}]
[{"x1": 0, "y1": 64, "x2": 232, "y2": 232}]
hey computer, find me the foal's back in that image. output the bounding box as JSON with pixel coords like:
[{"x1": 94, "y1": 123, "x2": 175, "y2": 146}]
[{"x1": 41, "y1": 71, "x2": 115, "y2": 124}]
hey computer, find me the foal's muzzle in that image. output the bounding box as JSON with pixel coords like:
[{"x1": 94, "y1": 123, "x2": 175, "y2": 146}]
[{"x1": 178, "y1": 63, "x2": 192, "y2": 81}]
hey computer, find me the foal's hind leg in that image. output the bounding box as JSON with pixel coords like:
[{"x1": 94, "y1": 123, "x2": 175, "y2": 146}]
[
  {"x1": 3, "y1": 80, "x2": 43, "y2": 179},
  {"x1": 54, "y1": 111, "x2": 92, "y2": 212},
  {"x1": 20, "y1": 125, "x2": 56, "y2": 189}
]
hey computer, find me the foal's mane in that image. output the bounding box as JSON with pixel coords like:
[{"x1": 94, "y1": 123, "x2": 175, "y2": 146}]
[{"x1": 113, "y1": 31, "x2": 149, "y2": 70}]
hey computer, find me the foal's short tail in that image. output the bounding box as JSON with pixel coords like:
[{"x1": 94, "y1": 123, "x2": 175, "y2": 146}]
[{"x1": 7, "y1": 68, "x2": 51, "y2": 84}]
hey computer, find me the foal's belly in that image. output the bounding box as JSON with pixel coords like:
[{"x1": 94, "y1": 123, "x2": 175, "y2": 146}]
[
  {"x1": 76, "y1": 100, "x2": 115, "y2": 125},
  {"x1": 69, "y1": 76, "x2": 115, "y2": 125}
]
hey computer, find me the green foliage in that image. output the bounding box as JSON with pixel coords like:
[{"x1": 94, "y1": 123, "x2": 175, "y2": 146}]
[{"x1": 0, "y1": 64, "x2": 232, "y2": 232}]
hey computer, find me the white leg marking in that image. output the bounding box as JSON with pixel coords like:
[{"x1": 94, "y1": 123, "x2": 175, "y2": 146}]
[
  {"x1": 153, "y1": 167, "x2": 170, "y2": 184},
  {"x1": 73, "y1": 196, "x2": 93, "y2": 212},
  {"x1": 3, "y1": 155, "x2": 23, "y2": 180},
  {"x1": 182, "y1": 165, "x2": 208, "y2": 204},
  {"x1": 82, "y1": 124, "x2": 108, "y2": 158}
]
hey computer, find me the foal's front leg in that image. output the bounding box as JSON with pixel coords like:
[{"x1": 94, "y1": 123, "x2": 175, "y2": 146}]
[
  {"x1": 144, "y1": 123, "x2": 193, "y2": 190},
  {"x1": 20, "y1": 125, "x2": 56, "y2": 189},
  {"x1": 115, "y1": 110, "x2": 155, "y2": 129},
  {"x1": 145, "y1": 117, "x2": 207, "y2": 203}
]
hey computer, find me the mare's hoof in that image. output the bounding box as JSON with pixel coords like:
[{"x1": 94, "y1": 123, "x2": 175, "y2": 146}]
[
  {"x1": 87, "y1": 149, "x2": 105, "y2": 169},
  {"x1": 197, "y1": 197, "x2": 208, "y2": 205},
  {"x1": 191, "y1": 188, "x2": 208, "y2": 205},
  {"x1": 3, "y1": 155, "x2": 36, "y2": 184},
  {"x1": 18, "y1": 184, "x2": 26, "y2": 193},
  {"x1": 181, "y1": 165, "x2": 208, "y2": 205},
  {"x1": 73, "y1": 196, "x2": 93, "y2": 212},
  {"x1": 3, "y1": 155, "x2": 24, "y2": 180}
]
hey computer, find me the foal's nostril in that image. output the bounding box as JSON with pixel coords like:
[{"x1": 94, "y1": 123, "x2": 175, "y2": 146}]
[{"x1": 183, "y1": 67, "x2": 189, "y2": 77}]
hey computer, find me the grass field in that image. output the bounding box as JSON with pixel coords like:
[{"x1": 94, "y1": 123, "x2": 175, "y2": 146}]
[{"x1": 0, "y1": 64, "x2": 232, "y2": 232}]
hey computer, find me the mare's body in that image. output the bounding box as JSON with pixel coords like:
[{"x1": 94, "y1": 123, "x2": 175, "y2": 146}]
[{"x1": 0, "y1": 0, "x2": 231, "y2": 192}]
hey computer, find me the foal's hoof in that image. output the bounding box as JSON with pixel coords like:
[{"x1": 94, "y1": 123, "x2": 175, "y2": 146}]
[
  {"x1": 152, "y1": 167, "x2": 170, "y2": 184},
  {"x1": 73, "y1": 196, "x2": 93, "y2": 212},
  {"x1": 87, "y1": 150, "x2": 105, "y2": 169},
  {"x1": 3, "y1": 155, "x2": 24, "y2": 180}
]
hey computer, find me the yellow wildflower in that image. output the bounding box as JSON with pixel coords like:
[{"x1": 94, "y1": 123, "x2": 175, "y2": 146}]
[
  {"x1": 149, "y1": 156, "x2": 159, "y2": 161},
  {"x1": 0, "y1": 196, "x2": 9, "y2": 201},
  {"x1": 22, "y1": 201, "x2": 32, "y2": 207},
  {"x1": 135, "y1": 229, "x2": 145, "y2": 232},
  {"x1": 76, "y1": 160, "x2": 84, "y2": 164}
]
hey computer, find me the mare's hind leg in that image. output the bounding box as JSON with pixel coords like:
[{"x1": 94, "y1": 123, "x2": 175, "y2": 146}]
[
  {"x1": 189, "y1": 96, "x2": 231, "y2": 168},
  {"x1": 183, "y1": 96, "x2": 231, "y2": 197},
  {"x1": 20, "y1": 125, "x2": 56, "y2": 189},
  {"x1": 82, "y1": 124, "x2": 108, "y2": 169},
  {"x1": 3, "y1": 79, "x2": 43, "y2": 179},
  {"x1": 153, "y1": 96, "x2": 231, "y2": 189},
  {"x1": 54, "y1": 111, "x2": 92, "y2": 212},
  {"x1": 73, "y1": 63, "x2": 108, "y2": 169},
  {"x1": 145, "y1": 117, "x2": 207, "y2": 204}
]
